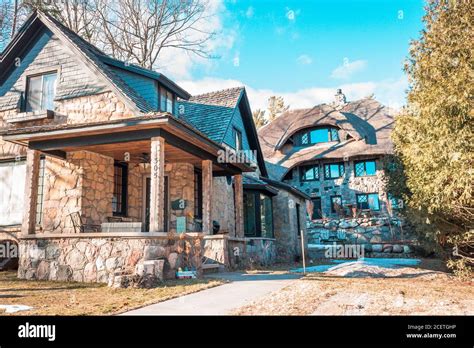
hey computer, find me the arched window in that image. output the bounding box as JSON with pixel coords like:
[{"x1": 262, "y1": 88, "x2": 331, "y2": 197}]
[{"x1": 291, "y1": 127, "x2": 340, "y2": 146}]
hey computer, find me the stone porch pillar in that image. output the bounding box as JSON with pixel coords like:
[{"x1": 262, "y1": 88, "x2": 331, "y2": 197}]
[
  {"x1": 202, "y1": 160, "x2": 213, "y2": 234},
  {"x1": 149, "y1": 137, "x2": 165, "y2": 232},
  {"x1": 234, "y1": 174, "x2": 244, "y2": 238},
  {"x1": 21, "y1": 149, "x2": 41, "y2": 235}
]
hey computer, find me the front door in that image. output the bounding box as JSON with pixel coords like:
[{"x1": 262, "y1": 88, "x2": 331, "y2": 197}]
[
  {"x1": 144, "y1": 176, "x2": 169, "y2": 232},
  {"x1": 311, "y1": 197, "x2": 322, "y2": 219}
]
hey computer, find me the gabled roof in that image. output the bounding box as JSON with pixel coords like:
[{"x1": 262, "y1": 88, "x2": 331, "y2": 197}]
[
  {"x1": 177, "y1": 87, "x2": 269, "y2": 177},
  {"x1": 177, "y1": 87, "x2": 244, "y2": 143},
  {"x1": 259, "y1": 98, "x2": 396, "y2": 180},
  {"x1": 0, "y1": 11, "x2": 190, "y2": 115}
]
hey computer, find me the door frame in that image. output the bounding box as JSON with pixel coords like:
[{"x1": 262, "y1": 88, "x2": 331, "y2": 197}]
[{"x1": 142, "y1": 174, "x2": 170, "y2": 232}]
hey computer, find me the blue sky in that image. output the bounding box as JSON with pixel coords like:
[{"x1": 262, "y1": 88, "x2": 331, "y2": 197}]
[{"x1": 174, "y1": 0, "x2": 426, "y2": 111}]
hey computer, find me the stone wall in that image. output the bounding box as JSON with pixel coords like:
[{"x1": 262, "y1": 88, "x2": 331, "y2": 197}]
[
  {"x1": 212, "y1": 177, "x2": 235, "y2": 235},
  {"x1": 41, "y1": 151, "x2": 114, "y2": 233},
  {"x1": 272, "y1": 190, "x2": 307, "y2": 262},
  {"x1": 246, "y1": 238, "x2": 277, "y2": 267},
  {"x1": 18, "y1": 234, "x2": 203, "y2": 284},
  {"x1": 307, "y1": 216, "x2": 415, "y2": 258},
  {"x1": 284, "y1": 157, "x2": 389, "y2": 217}
]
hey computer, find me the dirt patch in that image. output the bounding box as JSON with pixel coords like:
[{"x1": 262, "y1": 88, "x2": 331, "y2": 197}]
[
  {"x1": 0, "y1": 271, "x2": 223, "y2": 315},
  {"x1": 233, "y1": 259, "x2": 473, "y2": 315}
]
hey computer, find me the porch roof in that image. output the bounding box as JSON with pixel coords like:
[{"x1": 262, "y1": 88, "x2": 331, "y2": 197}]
[{"x1": 1, "y1": 113, "x2": 255, "y2": 175}]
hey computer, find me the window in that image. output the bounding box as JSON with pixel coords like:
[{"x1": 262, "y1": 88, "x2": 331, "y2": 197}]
[
  {"x1": 294, "y1": 127, "x2": 339, "y2": 146},
  {"x1": 36, "y1": 156, "x2": 46, "y2": 225},
  {"x1": 355, "y1": 160, "x2": 376, "y2": 177},
  {"x1": 356, "y1": 193, "x2": 380, "y2": 211},
  {"x1": 388, "y1": 194, "x2": 402, "y2": 210},
  {"x1": 25, "y1": 72, "x2": 57, "y2": 112},
  {"x1": 300, "y1": 164, "x2": 319, "y2": 181},
  {"x1": 331, "y1": 195, "x2": 342, "y2": 213},
  {"x1": 0, "y1": 160, "x2": 26, "y2": 225},
  {"x1": 324, "y1": 162, "x2": 345, "y2": 179},
  {"x1": 243, "y1": 191, "x2": 274, "y2": 238},
  {"x1": 194, "y1": 170, "x2": 202, "y2": 219},
  {"x1": 159, "y1": 86, "x2": 174, "y2": 113},
  {"x1": 113, "y1": 162, "x2": 128, "y2": 216},
  {"x1": 233, "y1": 127, "x2": 243, "y2": 151},
  {"x1": 311, "y1": 198, "x2": 322, "y2": 219}
]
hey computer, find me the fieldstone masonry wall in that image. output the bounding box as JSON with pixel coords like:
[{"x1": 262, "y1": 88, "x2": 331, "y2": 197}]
[
  {"x1": 307, "y1": 216, "x2": 415, "y2": 258},
  {"x1": 18, "y1": 235, "x2": 203, "y2": 286}
]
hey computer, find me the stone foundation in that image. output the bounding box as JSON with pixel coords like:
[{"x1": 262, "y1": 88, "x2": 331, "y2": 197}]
[{"x1": 18, "y1": 234, "x2": 203, "y2": 286}]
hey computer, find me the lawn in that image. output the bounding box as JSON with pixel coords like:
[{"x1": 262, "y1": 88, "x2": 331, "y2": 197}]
[
  {"x1": 233, "y1": 259, "x2": 474, "y2": 315},
  {"x1": 0, "y1": 271, "x2": 223, "y2": 315}
]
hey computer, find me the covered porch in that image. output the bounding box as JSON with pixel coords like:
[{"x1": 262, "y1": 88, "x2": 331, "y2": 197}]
[{"x1": 2, "y1": 115, "x2": 252, "y2": 237}]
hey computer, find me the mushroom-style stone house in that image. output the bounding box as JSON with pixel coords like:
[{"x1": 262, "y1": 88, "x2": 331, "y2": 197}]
[
  {"x1": 259, "y1": 90, "x2": 415, "y2": 256},
  {"x1": 0, "y1": 11, "x2": 308, "y2": 284}
]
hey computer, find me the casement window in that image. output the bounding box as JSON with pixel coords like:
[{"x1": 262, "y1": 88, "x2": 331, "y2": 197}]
[
  {"x1": 324, "y1": 162, "x2": 345, "y2": 179},
  {"x1": 355, "y1": 160, "x2": 377, "y2": 177},
  {"x1": 159, "y1": 86, "x2": 174, "y2": 113},
  {"x1": 300, "y1": 164, "x2": 319, "y2": 181},
  {"x1": 331, "y1": 195, "x2": 342, "y2": 213},
  {"x1": 233, "y1": 127, "x2": 243, "y2": 151},
  {"x1": 0, "y1": 160, "x2": 27, "y2": 225},
  {"x1": 294, "y1": 127, "x2": 339, "y2": 146},
  {"x1": 36, "y1": 156, "x2": 46, "y2": 225},
  {"x1": 25, "y1": 72, "x2": 57, "y2": 112},
  {"x1": 356, "y1": 193, "x2": 380, "y2": 211},
  {"x1": 243, "y1": 191, "x2": 274, "y2": 238},
  {"x1": 112, "y1": 162, "x2": 128, "y2": 216}
]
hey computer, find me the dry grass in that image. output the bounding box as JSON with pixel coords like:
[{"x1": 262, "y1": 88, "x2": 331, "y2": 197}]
[
  {"x1": 234, "y1": 259, "x2": 474, "y2": 315},
  {"x1": 0, "y1": 271, "x2": 223, "y2": 315}
]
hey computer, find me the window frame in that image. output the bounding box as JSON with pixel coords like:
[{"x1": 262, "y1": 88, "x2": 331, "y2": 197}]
[
  {"x1": 356, "y1": 193, "x2": 380, "y2": 211},
  {"x1": 112, "y1": 162, "x2": 128, "y2": 216},
  {"x1": 159, "y1": 86, "x2": 175, "y2": 114},
  {"x1": 293, "y1": 126, "x2": 340, "y2": 147},
  {"x1": 243, "y1": 190, "x2": 274, "y2": 238},
  {"x1": 354, "y1": 159, "x2": 377, "y2": 177},
  {"x1": 233, "y1": 127, "x2": 243, "y2": 151},
  {"x1": 324, "y1": 162, "x2": 345, "y2": 180},
  {"x1": 24, "y1": 71, "x2": 58, "y2": 112},
  {"x1": 300, "y1": 164, "x2": 320, "y2": 182}
]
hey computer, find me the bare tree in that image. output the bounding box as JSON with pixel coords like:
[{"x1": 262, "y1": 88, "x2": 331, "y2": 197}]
[
  {"x1": 267, "y1": 96, "x2": 289, "y2": 121},
  {"x1": 252, "y1": 109, "x2": 268, "y2": 129},
  {"x1": 2, "y1": 0, "x2": 217, "y2": 72},
  {"x1": 94, "y1": 0, "x2": 217, "y2": 69}
]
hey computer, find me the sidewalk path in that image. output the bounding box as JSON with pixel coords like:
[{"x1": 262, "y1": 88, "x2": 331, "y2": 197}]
[{"x1": 122, "y1": 272, "x2": 300, "y2": 315}]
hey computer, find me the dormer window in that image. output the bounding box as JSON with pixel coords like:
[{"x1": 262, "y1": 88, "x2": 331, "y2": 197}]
[
  {"x1": 25, "y1": 72, "x2": 57, "y2": 112},
  {"x1": 293, "y1": 127, "x2": 339, "y2": 146},
  {"x1": 159, "y1": 86, "x2": 174, "y2": 114}
]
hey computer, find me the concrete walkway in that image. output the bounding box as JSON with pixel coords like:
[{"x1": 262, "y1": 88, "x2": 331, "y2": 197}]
[{"x1": 122, "y1": 272, "x2": 300, "y2": 315}]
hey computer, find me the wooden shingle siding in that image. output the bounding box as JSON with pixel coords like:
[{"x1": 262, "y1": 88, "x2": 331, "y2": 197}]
[
  {"x1": 0, "y1": 28, "x2": 108, "y2": 112},
  {"x1": 110, "y1": 67, "x2": 158, "y2": 110}
]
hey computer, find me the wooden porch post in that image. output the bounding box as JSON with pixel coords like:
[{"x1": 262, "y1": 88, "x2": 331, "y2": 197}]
[
  {"x1": 234, "y1": 174, "x2": 244, "y2": 238},
  {"x1": 150, "y1": 137, "x2": 165, "y2": 232},
  {"x1": 202, "y1": 160, "x2": 213, "y2": 234},
  {"x1": 21, "y1": 149, "x2": 40, "y2": 235}
]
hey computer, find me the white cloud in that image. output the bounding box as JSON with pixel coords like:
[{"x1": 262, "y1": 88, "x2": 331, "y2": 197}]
[
  {"x1": 178, "y1": 76, "x2": 408, "y2": 111},
  {"x1": 296, "y1": 54, "x2": 312, "y2": 65},
  {"x1": 330, "y1": 59, "x2": 368, "y2": 80},
  {"x1": 233, "y1": 53, "x2": 240, "y2": 67},
  {"x1": 245, "y1": 6, "x2": 254, "y2": 18}
]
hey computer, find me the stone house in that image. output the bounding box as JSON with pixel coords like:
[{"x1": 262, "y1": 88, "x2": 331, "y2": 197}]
[
  {"x1": 0, "y1": 11, "x2": 308, "y2": 283},
  {"x1": 259, "y1": 90, "x2": 415, "y2": 256}
]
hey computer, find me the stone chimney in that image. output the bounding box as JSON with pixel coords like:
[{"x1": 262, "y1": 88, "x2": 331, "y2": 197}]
[{"x1": 334, "y1": 88, "x2": 347, "y2": 109}]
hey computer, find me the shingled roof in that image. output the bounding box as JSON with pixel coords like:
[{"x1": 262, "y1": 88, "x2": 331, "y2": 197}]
[
  {"x1": 259, "y1": 97, "x2": 396, "y2": 180},
  {"x1": 177, "y1": 87, "x2": 244, "y2": 143}
]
